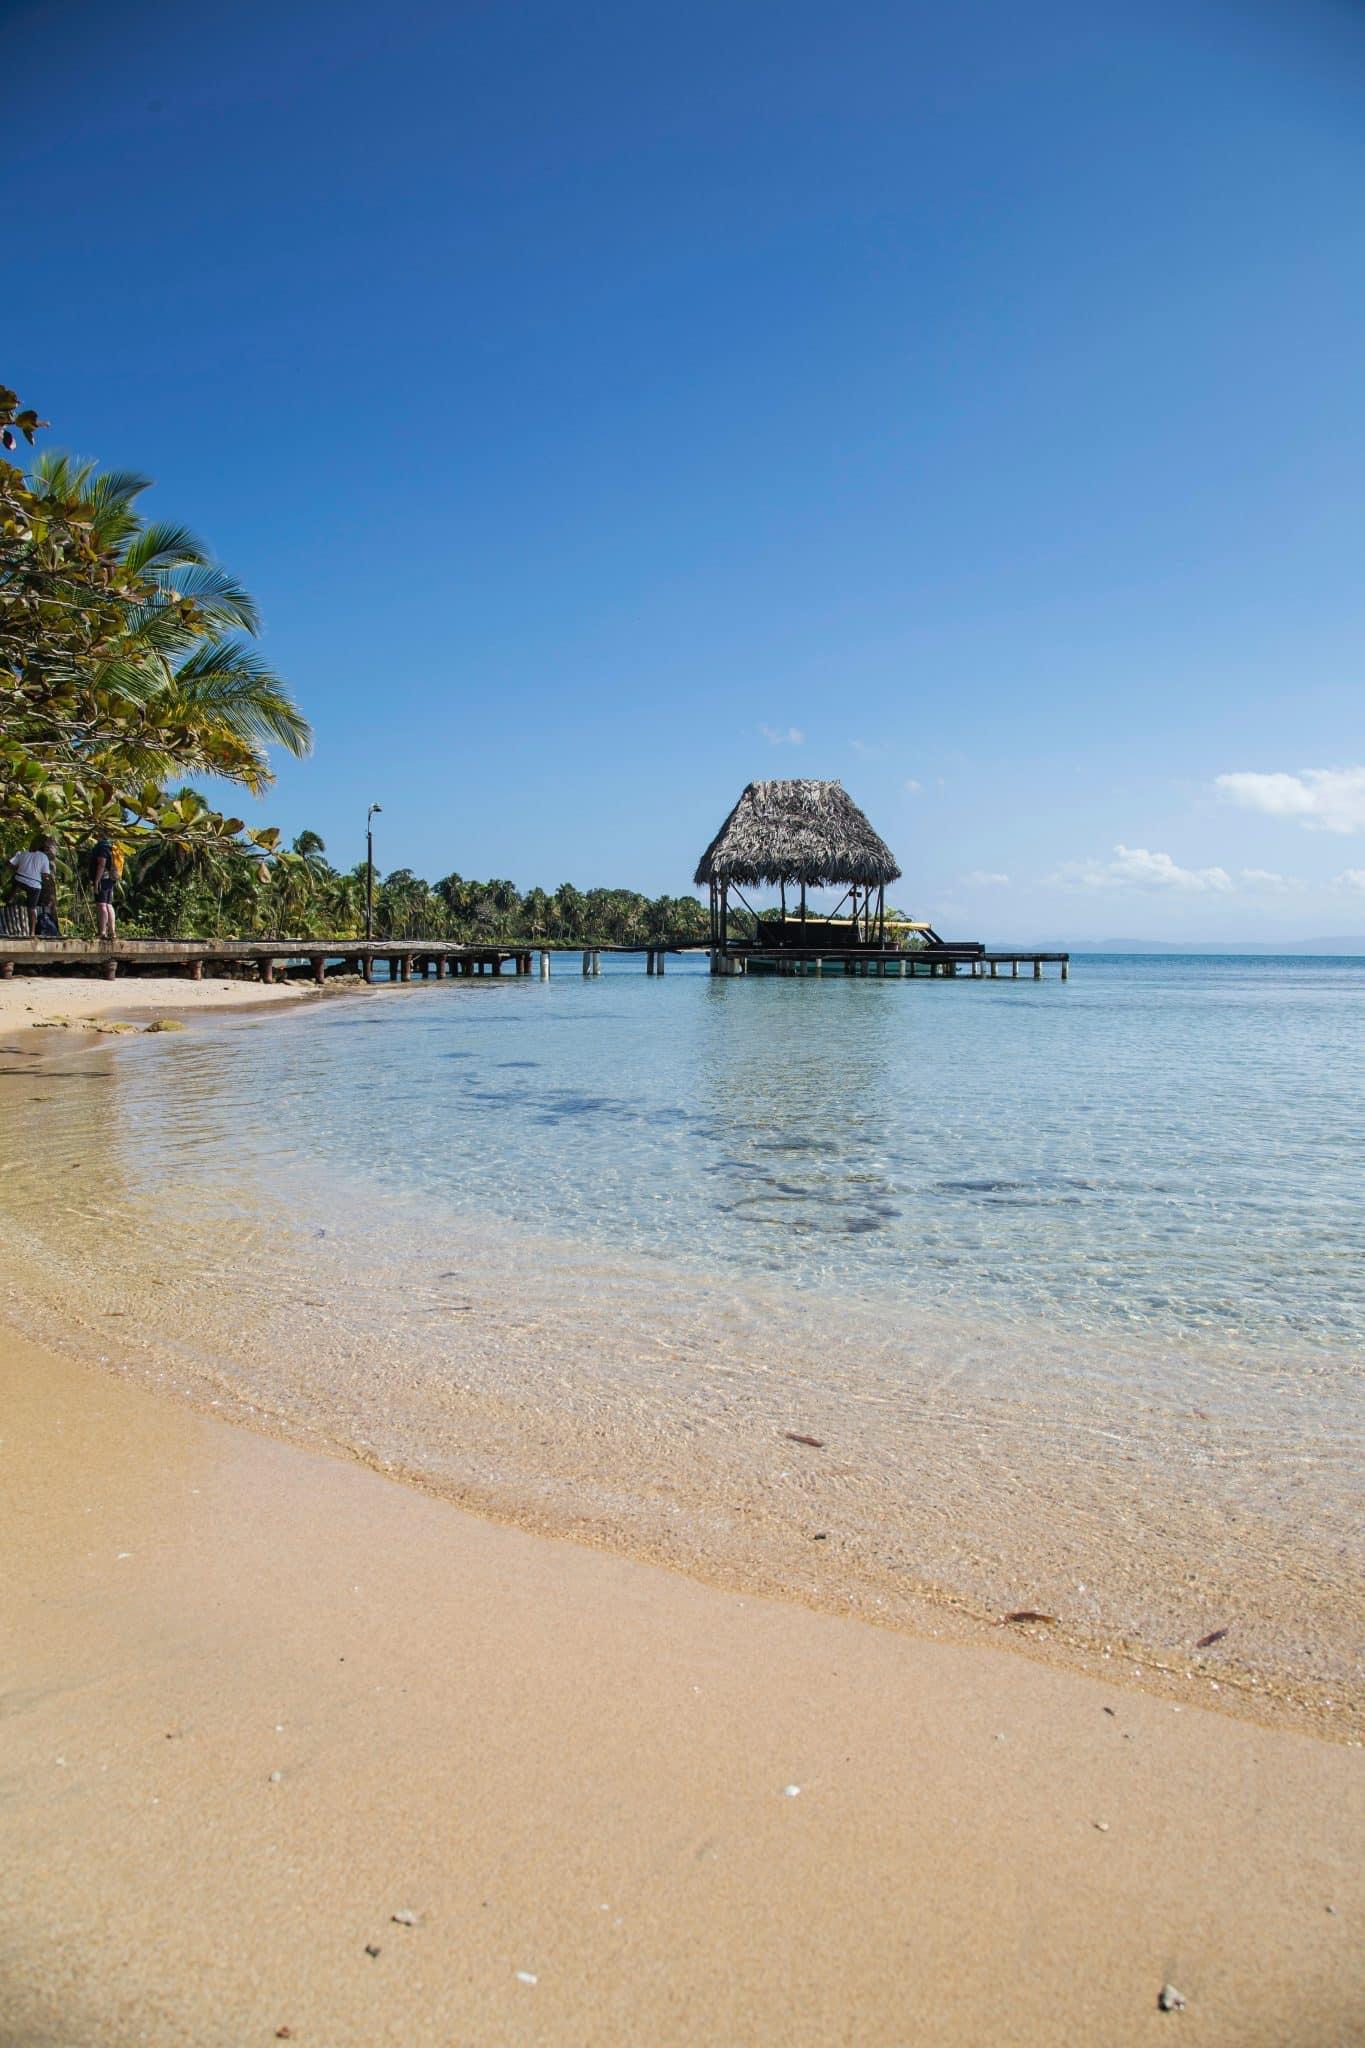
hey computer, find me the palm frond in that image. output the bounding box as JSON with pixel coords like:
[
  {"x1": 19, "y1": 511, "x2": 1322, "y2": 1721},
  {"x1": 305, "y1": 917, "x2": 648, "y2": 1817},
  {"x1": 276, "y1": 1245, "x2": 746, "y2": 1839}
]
[
  {"x1": 168, "y1": 639, "x2": 313, "y2": 758},
  {"x1": 123, "y1": 521, "x2": 213, "y2": 575},
  {"x1": 84, "y1": 469, "x2": 154, "y2": 515},
  {"x1": 145, "y1": 561, "x2": 260, "y2": 632}
]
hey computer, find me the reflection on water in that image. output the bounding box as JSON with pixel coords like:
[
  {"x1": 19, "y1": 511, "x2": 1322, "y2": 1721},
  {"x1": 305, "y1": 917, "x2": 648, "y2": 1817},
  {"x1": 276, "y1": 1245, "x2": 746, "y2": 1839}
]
[
  {"x1": 0, "y1": 954, "x2": 1362, "y2": 1721},
  {"x1": 96, "y1": 951, "x2": 1365, "y2": 1353}
]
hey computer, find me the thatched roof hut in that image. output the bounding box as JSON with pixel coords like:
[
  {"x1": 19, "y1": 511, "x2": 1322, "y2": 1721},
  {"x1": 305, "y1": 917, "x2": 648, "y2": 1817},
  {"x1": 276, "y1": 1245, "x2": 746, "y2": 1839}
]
[{"x1": 694, "y1": 780, "x2": 901, "y2": 890}]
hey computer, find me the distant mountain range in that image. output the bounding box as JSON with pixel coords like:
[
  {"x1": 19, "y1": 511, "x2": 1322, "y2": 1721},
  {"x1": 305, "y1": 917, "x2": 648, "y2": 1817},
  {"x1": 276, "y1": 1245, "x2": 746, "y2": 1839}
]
[{"x1": 1000, "y1": 938, "x2": 1365, "y2": 956}]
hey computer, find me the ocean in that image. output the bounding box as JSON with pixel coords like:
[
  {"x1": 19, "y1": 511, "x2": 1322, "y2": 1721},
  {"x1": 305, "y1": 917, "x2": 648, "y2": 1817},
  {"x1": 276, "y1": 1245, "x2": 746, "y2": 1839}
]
[{"x1": 2, "y1": 954, "x2": 1361, "y2": 1724}]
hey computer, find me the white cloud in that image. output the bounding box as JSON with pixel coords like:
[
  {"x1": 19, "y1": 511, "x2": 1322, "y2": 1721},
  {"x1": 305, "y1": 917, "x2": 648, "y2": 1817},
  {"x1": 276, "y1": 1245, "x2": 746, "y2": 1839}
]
[
  {"x1": 903, "y1": 778, "x2": 923, "y2": 795},
  {"x1": 964, "y1": 869, "x2": 1010, "y2": 887},
  {"x1": 1215, "y1": 767, "x2": 1365, "y2": 834},
  {"x1": 1237, "y1": 868, "x2": 1302, "y2": 893},
  {"x1": 1333, "y1": 868, "x2": 1365, "y2": 892},
  {"x1": 1056, "y1": 845, "x2": 1234, "y2": 893},
  {"x1": 759, "y1": 724, "x2": 804, "y2": 746}
]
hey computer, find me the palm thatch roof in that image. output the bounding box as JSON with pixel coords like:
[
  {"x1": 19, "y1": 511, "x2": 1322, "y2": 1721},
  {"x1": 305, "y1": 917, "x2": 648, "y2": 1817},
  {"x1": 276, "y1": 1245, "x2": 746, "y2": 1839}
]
[{"x1": 694, "y1": 780, "x2": 902, "y2": 889}]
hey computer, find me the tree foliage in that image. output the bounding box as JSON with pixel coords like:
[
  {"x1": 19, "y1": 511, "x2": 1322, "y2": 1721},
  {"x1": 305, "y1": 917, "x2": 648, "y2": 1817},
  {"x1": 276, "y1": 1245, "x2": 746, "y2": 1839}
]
[
  {"x1": 82, "y1": 829, "x2": 715, "y2": 945},
  {"x1": 1, "y1": 384, "x2": 306, "y2": 867}
]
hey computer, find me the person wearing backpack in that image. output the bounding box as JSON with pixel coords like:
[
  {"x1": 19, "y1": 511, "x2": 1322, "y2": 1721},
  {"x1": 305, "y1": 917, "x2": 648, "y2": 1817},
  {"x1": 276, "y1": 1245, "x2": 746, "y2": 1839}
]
[
  {"x1": 7, "y1": 840, "x2": 53, "y2": 936},
  {"x1": 91, "y1": 836, "x2": 123, "y2": 941}
]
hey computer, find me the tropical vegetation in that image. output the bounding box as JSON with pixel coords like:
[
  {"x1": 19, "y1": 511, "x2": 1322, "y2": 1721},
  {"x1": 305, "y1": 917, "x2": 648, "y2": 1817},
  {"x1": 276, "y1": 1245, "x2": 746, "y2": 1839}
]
[
  {"x1": 93, "y1": 831, "x2": 716, "y2": 946},
  {"x1": 1, "y1": 383, "x2": 306, "y2": 877},
  {"x1": 2, "y1": 382, "x2": 752, "y2": 948}
]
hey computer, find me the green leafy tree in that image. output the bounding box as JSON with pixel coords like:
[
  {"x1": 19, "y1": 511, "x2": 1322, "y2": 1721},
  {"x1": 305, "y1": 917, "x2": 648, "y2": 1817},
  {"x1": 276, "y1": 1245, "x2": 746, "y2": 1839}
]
[{"x1": 1, "y1": 384, "x2": 302, "y2": 899}]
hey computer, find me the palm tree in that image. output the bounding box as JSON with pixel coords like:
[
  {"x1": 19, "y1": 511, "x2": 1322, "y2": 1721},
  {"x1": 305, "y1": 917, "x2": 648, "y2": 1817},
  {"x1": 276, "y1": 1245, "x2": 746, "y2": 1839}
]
[{"x1": 28, "y1": 454, "x2": 311, "y2": 797}]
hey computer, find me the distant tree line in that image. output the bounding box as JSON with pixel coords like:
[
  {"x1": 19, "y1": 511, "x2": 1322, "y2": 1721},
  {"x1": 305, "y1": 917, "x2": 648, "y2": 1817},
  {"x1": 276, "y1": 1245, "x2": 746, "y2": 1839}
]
[
  {"x1": 1, "y1": 383, "x2": 722, "y2": 948},
  {"x1": 51, "y1": 825, "x2": 719, "y2": 945}
]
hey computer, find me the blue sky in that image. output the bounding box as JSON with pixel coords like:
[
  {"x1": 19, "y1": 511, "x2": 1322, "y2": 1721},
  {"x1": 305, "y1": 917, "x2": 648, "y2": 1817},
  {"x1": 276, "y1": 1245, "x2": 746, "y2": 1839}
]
[{"x1": 9, "y1": 0, "x2": 1365, "y2": 938}]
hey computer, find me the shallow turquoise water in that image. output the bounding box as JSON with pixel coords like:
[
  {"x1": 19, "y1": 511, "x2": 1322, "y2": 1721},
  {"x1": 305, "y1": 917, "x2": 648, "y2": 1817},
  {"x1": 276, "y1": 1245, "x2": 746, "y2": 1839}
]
[
  {"x1": 5, "y1": 953, "x2": 1361, "y2": 1693},
  {"x1": 157, "y1": 953, "x2": 1363, "y2": 1357}
]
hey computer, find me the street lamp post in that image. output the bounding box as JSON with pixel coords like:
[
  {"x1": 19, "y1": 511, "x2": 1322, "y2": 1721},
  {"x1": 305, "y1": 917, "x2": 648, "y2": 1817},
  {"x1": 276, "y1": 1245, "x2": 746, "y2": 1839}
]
[{"x1": 366, "y1": 803, "x2": 382, "y2": 943}]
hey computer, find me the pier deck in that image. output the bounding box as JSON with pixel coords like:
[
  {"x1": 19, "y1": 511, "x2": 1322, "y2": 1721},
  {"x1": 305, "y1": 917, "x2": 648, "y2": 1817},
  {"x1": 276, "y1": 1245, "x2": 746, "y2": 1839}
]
[
  {"x1": 0, "y1": 938, "x2": 536, "y2": 985},
  {"x1": 709, "y1": 946, "x2": 1068, "y2": 979},
  {"x1": 0, "y1": 937, "x2": 1069, "y2": 984}
]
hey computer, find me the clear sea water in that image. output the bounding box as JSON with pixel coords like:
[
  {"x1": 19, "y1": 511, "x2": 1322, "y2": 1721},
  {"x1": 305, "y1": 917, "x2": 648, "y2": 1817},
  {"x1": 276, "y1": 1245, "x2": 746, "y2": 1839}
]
[
  {"x1": 140, "y1": 951, "x2": 1364, "y2": 1357},
  {"x1": 4, "y1": 953, "x2": 1362, "y2": 1710}
]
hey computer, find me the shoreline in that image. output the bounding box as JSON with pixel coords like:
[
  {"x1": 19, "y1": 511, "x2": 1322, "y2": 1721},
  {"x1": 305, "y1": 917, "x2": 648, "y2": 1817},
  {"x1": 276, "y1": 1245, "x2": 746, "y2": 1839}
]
[
  {"x1": 4, "y1": 1224, "x2": 1358, "y2": 1743},
  {"x1": 0, "y1": 999, "x2": 1360, "y2": 1744},
  {"x1": 3, "y1": 1324, "x2": 1362, "y2": 2046},
  {"x1": 0, "y1": 970, "x2": 328, "y2": 1031}
]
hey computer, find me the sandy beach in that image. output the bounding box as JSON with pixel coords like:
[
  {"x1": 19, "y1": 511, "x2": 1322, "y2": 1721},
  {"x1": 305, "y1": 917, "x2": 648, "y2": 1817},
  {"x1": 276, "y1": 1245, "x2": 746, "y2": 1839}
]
[
  {"x1": 0, "y1": 973, "x2": 319, "y2": 1032},
  {"x1": 3, "y1": 1324, "x2": 1361, "y2": 2048}
]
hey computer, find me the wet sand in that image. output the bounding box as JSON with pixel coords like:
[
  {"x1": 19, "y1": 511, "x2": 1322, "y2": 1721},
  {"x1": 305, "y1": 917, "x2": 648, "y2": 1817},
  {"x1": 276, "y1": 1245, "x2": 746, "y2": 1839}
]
[
  {"x1": 0, "y1": 1003, "x2": 1359, "y2": 1742},
  {"x1": 3, "y1": 1326, "x2": 1361, "y2": 2048},
  {"x1": 0, "y1": 973, "x2": 317, "y2": 1030}
]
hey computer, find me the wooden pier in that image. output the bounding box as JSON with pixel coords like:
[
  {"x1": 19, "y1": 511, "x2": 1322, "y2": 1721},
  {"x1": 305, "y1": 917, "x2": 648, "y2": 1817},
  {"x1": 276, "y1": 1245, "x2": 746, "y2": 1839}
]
[
  {"x1": 0, "y1": 938, "x2": 538, "y2": 985},
  {"x1": 0, "y1": 936, "x2": 1068, "y2": 985},
  {"x1": 708, "y1": 945, "x2": 1068, "y2": 979}
]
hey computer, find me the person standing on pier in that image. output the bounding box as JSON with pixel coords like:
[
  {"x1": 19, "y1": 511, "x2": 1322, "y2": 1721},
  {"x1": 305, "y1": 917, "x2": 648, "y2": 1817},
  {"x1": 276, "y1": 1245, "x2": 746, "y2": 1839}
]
[
  {"x1": 7, "y1": 839, "x2": 53, "y2": 936},
  {"x1": 90, "y1": 836, "x2": 121, "y2": 942}
]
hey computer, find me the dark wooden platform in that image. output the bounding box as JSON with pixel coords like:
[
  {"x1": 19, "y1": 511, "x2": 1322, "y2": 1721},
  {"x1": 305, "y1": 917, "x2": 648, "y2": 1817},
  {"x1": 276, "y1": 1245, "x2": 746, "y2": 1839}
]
[
  {"x1": 0, "y1": 938, "x2": 537, "y2": 985},
  {"x1": 0, "y1": 937, "x2": 1069, "y2": 984},
  {"x1": 712, "y1": 946, "x2": 1068, "y2": 979}
]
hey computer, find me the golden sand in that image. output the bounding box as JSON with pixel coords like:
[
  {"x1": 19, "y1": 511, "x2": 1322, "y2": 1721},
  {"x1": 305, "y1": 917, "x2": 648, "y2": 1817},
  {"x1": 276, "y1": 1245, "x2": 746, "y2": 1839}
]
[
  {"x1": 0, "y1": 972, "x2": 316, "y2": 1031},
  {"x1": 2, "y1": 1327, "x2": 1361, "y2": 2047}
]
